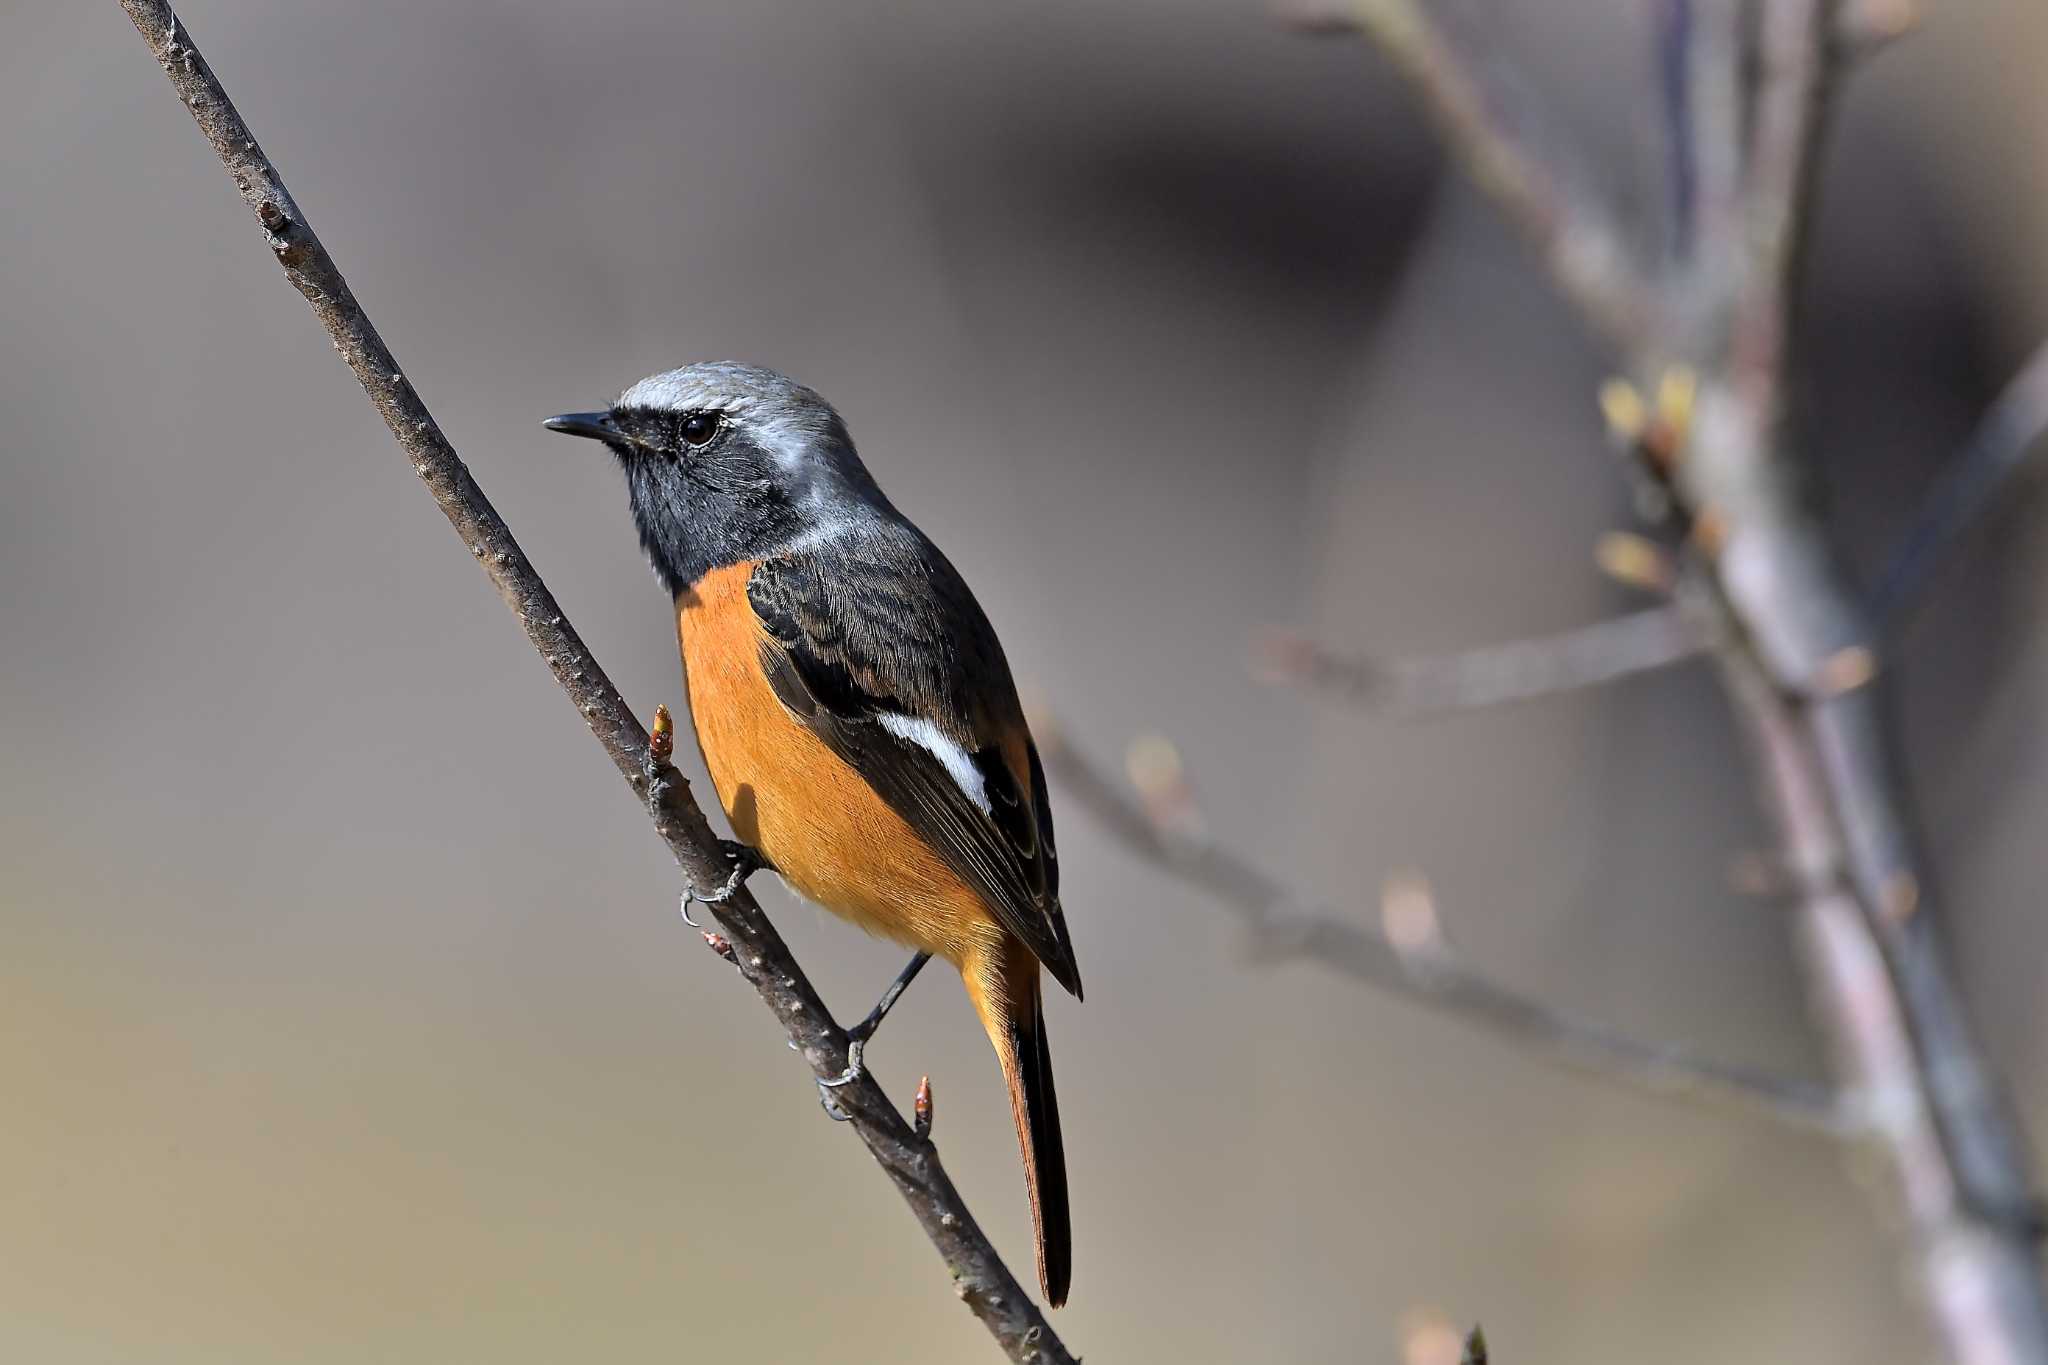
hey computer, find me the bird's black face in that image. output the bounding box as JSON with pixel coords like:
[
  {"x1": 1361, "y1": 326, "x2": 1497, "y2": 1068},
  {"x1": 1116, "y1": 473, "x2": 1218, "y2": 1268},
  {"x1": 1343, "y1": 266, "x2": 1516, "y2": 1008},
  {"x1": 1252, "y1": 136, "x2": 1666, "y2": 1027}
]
[
  {"x1": 546, "y1": 363, "x2": 874, "y2": 595},
  {"x1": 574, "y1": 402, "x2": 806, "y2": 595}
]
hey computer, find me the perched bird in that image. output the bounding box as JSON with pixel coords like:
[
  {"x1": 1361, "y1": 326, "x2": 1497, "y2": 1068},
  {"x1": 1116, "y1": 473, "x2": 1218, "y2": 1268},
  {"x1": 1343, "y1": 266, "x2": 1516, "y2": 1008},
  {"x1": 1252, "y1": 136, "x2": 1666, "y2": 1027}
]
[{"x1": 546, "y1": 363, "x2": 1080, "y2": 1306}]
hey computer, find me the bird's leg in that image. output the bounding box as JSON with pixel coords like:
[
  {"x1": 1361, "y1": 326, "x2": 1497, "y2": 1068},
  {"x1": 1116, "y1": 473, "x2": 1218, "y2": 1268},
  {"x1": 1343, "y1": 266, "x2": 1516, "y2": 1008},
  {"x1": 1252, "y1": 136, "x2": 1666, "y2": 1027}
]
[
  {"x1": 679, "y1": 839, "x2": 772, "y2": 927},
  {"x1": 819, "y1": 950, "x2": 934, "y2": 1095},
  {"x1": 844, "y1": 950, "x2": 935, "y2": 1053}
]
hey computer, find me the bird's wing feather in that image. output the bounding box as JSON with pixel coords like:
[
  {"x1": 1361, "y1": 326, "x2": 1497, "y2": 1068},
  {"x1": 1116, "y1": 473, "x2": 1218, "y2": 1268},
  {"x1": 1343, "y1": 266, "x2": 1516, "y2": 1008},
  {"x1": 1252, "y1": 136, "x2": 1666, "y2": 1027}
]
[{"x1": 747, "y1": 541, "x2": 1081, "y2": 998}]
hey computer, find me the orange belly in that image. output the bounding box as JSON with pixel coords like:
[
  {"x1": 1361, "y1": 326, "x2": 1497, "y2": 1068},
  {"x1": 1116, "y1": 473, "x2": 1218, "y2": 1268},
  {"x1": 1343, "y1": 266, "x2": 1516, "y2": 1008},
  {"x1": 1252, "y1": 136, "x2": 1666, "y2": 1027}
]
[{"x1": 676, "y1": 562, "x2": 1006, "y2": 968}]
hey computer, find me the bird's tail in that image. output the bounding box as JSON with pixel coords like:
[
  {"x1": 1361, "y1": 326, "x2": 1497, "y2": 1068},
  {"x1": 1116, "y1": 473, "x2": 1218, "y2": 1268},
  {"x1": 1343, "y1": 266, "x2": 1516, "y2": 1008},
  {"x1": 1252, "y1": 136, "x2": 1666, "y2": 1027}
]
[{"x1": 967, "y1": 941, "x2": 1071, "y2": 1308}]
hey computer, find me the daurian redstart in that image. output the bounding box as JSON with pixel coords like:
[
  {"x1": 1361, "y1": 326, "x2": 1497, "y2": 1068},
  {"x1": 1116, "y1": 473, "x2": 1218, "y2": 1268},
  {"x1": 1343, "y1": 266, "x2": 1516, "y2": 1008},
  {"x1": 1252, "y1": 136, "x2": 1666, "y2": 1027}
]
[{"x1": 547, "y1": 363, "x2": 1080, "y2": 1306}]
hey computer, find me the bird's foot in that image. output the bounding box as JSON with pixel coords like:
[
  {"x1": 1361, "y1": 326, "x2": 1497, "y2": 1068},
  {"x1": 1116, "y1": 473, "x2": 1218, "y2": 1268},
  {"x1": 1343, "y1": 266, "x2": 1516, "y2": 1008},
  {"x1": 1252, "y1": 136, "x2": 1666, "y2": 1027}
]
[
  {"x1": 819, "y1": 1035, "x2": 874, "y2": 1093},
  {"x1": 679, "y1": 839, "x2": 770, "y2": 926},
  {"x1": 819, "y1": 950, "x2": 935, "y2": 1090}
]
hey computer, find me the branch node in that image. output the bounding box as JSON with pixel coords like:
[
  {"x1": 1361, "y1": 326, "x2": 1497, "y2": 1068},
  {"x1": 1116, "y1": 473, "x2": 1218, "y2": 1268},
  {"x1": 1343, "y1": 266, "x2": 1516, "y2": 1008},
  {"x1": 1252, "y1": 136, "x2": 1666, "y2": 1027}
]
[{"x1": 914, "y1": 1075, "x2": 934, "y2": 1139}]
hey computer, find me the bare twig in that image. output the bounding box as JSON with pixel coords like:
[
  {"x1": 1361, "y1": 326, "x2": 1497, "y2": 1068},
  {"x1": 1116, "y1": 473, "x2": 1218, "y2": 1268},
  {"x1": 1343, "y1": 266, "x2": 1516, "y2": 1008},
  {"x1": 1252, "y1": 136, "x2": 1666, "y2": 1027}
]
[
  {"x1": 1728, "y1": 0, "x2": 1834, "y2": 419},
  {"x1": 1256, "y1": 606, "x2": 1707, "y2": 717},
  {"x1": 1657, "y1": 0, "x2": 1700, "y2": 260},
  {"x1": 1872, "y1": 341, "x2": 2048, "y2": 618},
  {"x1": 114, "y1": 4, "x2": 1072, "y2": 1359},
  {"x1": 1038, "y1": 728, "x2": 1853, "y2": 1136},
  {"x1": 1279, "y1": 0, "x2": 1655, "y2": 352},
  {"x1": 1666, "y1": 0, "x2": 1745, "y2": 290}
]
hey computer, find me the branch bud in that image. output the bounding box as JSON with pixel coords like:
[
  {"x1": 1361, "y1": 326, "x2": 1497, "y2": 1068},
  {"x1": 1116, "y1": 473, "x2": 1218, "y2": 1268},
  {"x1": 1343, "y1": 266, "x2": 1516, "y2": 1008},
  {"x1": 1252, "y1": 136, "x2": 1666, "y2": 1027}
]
[
  {"x1": 1380, "y1": 870, "x2": 1443, "y2": 959},
  {"x1": 1643, "y1": 366, "x2": 1698, "y2": 470},
  {"x1": 1812, "y1": 645, "x2": 1877, "y2": 697},
  {"x1": 1599, "y1": 379, "x2": 1646, "y2": 444},
  {"x1": 1126, "y1": 734, "x2": 1205, "y2": 840},
  {"x1": 1594, "y1": 532, "x2": 1674, "y2": 593}
]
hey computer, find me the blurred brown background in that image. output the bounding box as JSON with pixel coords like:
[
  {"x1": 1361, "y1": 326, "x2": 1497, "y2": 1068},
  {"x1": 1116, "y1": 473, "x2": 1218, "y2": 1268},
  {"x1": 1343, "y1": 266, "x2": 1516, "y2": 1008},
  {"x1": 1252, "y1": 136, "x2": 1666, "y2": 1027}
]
[{"x1": 6, "y1": 1, "x2": 2048, "y2": 1361}]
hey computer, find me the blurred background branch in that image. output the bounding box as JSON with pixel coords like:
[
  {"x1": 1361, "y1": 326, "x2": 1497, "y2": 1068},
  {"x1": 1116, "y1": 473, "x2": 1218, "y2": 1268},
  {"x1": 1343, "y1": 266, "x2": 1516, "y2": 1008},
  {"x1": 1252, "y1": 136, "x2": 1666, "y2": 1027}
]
[
  {"x1": 112, "y1": 2, "x2": 1072, "y2": 1359},
  {"x1": 1038, "y1": 727, "x2": 1853, "y2": 1135},
  {"x1": 1280, "y1": 0, "x2": 1653, "y2": 351},
  {"x1": 1253, "y1": 606, "x2": 1710, "y2": 717},
  {"x1": 1874, "y1": 341, "x2": 2048, "y2": 619}
]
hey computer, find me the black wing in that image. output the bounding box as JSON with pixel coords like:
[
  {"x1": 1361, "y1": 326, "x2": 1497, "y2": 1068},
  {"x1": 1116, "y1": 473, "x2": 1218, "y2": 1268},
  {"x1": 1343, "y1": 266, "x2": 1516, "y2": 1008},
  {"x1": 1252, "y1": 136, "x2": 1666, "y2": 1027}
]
[{"x1": 747, "y1": 537, "x2": 1081, "y2": 999}]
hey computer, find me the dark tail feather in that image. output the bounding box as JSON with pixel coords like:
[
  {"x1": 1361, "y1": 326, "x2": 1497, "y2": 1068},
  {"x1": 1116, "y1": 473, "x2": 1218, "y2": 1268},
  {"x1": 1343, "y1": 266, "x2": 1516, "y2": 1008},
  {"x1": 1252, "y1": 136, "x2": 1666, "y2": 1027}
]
[
  {"x1": 975, "y1": 957, "x2": 1072, "y2": 1308},
  {"x1": 1016, "y1": 986, "x2": 1070, "y2": 1307}
]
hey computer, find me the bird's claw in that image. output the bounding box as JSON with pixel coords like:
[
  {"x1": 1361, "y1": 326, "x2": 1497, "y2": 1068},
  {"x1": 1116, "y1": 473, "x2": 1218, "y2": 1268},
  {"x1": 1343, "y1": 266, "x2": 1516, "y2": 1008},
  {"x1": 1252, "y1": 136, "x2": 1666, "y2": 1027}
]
[
  {"x1": 818, "y1": 1035, "x2": 870, "y2": 1091},
  {"x1": 681, "y1": 839, "x2": 768, "y2": 924},
  {"x1": 815, "y1": 1035, "x2": 870, "y2": 1120},
  {"x1": 811, "y1": 950, "x2": 929, "y2": 1096},
  {"x1": 817, "y1": 1082, "x2": 853, "y2": 1122}
]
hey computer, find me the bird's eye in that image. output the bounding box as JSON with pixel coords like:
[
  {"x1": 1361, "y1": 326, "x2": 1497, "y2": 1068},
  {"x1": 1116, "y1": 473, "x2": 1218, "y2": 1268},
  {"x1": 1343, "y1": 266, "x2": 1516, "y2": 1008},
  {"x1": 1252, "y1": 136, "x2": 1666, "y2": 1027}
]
[{"x1": 678, "y1": 411, "x2": 722, "y2": 448}]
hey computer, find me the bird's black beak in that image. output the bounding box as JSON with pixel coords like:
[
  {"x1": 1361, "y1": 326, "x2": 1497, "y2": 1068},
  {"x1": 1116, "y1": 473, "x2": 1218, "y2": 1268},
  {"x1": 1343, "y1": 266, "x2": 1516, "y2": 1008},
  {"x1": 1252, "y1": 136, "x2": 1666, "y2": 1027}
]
[{"x1": 542, "y1": 411, "x2": 618, "y2": 443}]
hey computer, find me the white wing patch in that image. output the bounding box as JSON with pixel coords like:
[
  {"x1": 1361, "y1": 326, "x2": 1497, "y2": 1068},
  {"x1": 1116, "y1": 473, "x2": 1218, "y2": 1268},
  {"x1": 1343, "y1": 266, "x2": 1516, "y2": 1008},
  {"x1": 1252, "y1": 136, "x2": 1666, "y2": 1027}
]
[{"x1": 877, "y1": 713, "x2": 991, "y2": 814}]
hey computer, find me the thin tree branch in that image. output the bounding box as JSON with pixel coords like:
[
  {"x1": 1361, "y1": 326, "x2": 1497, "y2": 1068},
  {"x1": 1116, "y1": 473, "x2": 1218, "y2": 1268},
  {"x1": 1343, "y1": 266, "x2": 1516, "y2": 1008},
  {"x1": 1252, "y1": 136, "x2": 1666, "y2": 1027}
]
[
  {"x1": 1665, "y1": 0, "x2": 1745, "y2": 292},
  {"x1": 1657, "y1": 0, "x2": 1701, "y2": 261},
  {"x1": 1281, "y1": 0, "x2": 1657, "y2": 353},
  {"x1": 1255, "y1": 606, "x2": 1708, "y2": 717},
  {"x1": 1037, "y1": 727, "x2": 1854, "y2": 1137},
  {"x1": 1872, "y1": 340, "x2": 2048, "y2": 619},
  {"x1": 113, "y1": 4, "x2": 1071, "y2": 1359},
  {"x1": 1728, "y1": 0, "x2": 1834, "y2": 420}
]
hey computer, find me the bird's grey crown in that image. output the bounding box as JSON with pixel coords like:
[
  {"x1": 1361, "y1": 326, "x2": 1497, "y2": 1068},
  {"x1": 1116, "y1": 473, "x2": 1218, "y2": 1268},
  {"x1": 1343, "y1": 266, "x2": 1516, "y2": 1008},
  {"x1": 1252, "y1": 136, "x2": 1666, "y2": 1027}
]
[{"x1": 619, "y1": 362, "x2": 831, "y2": 423}]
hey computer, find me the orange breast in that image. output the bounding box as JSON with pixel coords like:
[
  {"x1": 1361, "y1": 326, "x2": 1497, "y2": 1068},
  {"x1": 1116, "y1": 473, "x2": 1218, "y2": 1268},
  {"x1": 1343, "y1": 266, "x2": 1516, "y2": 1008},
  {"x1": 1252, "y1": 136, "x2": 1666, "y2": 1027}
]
[{"x1": 677, "y1": 562, "x2": 1006, "y2": 968}]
